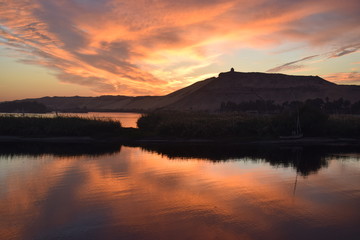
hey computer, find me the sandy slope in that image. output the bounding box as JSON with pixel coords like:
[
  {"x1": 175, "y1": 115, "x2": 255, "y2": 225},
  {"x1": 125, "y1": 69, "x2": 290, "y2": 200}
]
[{"x1": 16, "y1": 71, "x2": 360, "y2": 112}]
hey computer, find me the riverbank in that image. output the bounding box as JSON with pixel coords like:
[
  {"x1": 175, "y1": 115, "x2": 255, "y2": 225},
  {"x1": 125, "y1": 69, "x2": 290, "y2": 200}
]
[
  {"x1": 0, "y1": 115, "x2": 123, "y2": 137},
  {"x1": 137, "y1": 111, "x2": 360, "y2": 140},
  {"x1": 1, "y1": 135, "x2": 359, "y2": 147},
  {"x1": 1, "y1": 115, "x2": 359, "y2": 146}
]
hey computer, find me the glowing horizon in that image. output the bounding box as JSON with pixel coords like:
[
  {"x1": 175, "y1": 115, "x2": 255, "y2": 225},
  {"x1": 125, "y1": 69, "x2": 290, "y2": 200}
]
[{"x1": 1, "y1": 0, "x2": 359, "y2": 101}]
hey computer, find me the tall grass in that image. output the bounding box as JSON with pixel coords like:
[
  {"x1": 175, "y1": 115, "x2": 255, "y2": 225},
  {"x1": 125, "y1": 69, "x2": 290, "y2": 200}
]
[
  {"x1": 323, "y1": 115, "x2": 360, "y2": 137},
  {"x1": 0, "y1": 115, "x2": 122, "y2": 137},
  {"x1": 137, "y1": 111, "x2": 275, "y2": 139},
  {"x1": 137, "y1": 111, "x2": 360, "y2": 139}
]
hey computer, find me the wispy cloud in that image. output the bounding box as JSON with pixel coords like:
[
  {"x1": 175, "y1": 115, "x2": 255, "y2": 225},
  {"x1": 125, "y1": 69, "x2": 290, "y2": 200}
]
[
  {"x1": 1, "y1": 0, "x2": 360, "y2": 95},
  {"x1": 328, "y1": 43, "x2": 360, "y2": 58},
  {"x1": 267, "y1": 42, "x2": 360, "y2": 74},
  {"x1": 266, "y1": 55, "x2": 319, "y2": 72}
]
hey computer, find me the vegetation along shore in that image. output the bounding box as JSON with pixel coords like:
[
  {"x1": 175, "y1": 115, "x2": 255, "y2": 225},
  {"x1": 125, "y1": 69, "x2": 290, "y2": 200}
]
[{"x1": 1, "y1": 102, "x2": 360, "y2": 144}]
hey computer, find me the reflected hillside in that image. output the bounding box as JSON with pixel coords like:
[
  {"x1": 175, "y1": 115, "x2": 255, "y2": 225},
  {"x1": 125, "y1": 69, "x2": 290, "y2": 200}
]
[
  {"x1": 2, "y1": 142, "x2": 359, "y2": 177},
  {"x1": 0, "y1": 142, "x2": 121, "y2": 158},
  {"x1": 138, "y1": 144, "x2": 360, "y2": 176}
]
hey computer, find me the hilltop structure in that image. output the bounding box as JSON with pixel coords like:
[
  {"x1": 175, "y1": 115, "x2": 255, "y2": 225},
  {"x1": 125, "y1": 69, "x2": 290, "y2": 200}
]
[{"x1": 3, "y1": 71, "x2": 360, "y2": 112}]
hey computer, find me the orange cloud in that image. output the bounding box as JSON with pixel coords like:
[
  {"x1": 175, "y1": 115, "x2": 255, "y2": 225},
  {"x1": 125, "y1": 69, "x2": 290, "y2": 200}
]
[
  {"x1": 1, "y1": 0, "x2": 360, "y2": 95},
  {"x1": 322, "y1": 72, "x2": 360, "y2": 85}
]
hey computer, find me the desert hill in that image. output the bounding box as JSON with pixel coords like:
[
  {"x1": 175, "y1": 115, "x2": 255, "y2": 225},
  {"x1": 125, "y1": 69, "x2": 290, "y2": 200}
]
[{"x1": 5, "y1": 71, "x2": 360, "y2": 112}]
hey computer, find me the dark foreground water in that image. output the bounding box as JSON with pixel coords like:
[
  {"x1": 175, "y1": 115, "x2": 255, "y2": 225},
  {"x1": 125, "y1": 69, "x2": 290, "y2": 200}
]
[{"x1": 0, "y1": 143, "x2": 359, "y2": 240}]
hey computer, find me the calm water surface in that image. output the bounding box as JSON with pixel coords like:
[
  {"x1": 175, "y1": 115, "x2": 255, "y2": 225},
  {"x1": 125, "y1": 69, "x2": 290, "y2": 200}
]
[{"x1": 0, "y1": 143, "x2": 359, "y2": 240}]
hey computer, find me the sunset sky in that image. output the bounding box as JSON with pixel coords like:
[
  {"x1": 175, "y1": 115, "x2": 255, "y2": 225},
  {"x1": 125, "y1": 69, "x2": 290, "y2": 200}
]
[{"x1": 0, "y1": 0, "x2": 359, "y2": 101}]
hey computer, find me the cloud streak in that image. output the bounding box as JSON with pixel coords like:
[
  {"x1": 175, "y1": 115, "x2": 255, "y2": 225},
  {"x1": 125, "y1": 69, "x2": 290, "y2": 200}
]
[
  {"x1": 266, "y1": 55, "x2": 319, "y2": 72},
  {"x1": 267, "y1": 42, "x2": 360, "y2": 73},
  {"x1": 1, "y1": 0, "x2": 360, "y2": 95},
  {"x1": 329, "y1": 43, "x2": 360, "y2": 58}
]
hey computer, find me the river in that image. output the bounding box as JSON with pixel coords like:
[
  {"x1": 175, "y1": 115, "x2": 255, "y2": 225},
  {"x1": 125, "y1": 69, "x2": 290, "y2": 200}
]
[{"x1": 0, "y1": 143, "x2": 359, "y2": 240}]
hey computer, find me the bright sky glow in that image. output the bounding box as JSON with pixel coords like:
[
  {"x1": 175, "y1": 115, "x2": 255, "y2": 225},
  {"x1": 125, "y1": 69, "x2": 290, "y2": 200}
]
[{"x1": 0, "y1": 0, "x2": 359, "y2": 101}]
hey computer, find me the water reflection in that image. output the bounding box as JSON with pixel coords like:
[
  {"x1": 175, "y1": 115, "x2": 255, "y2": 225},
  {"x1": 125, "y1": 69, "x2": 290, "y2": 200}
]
[
  {"x1": 0, "y1": 142, "x2": 121, "y2": 157},
  {"x1": 2, "y1": 142, "x2": 359, "y2": 175},
  {"x1": 137, "y1": 144, "x2": 360, "y2": 176},
  {"x1": 0, "y1": 143, "x2": 359, "y2": 240}
]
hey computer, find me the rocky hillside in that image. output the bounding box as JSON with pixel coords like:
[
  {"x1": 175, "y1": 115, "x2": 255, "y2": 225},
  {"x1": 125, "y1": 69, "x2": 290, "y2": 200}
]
[{"x1": 6, "y1": 71, "x2": 360, "y2": 112}]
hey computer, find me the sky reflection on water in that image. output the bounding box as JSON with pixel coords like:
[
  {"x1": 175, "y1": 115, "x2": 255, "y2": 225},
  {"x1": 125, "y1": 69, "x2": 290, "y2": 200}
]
[{"x1": 0, "y1": 144, "x2": 359, "y2": 240}]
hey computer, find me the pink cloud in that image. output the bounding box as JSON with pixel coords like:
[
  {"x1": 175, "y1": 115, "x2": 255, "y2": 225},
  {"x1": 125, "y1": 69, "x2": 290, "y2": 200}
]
[
  {"x1": 322, "y1": 72, "x2": 360, "y2": 85},
  {"x1": 1, "y1": 0, "x2": 360, "y2": 95},
  {"x1": 266, "y1": 55, "x2": 319, "y2": 72},
  {"x1": 328, "y1": 43, "x2": 360, "y2": 58}
]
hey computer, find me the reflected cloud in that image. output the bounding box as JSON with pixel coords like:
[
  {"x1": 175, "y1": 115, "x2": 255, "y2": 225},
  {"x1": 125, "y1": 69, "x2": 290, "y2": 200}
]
[
  {"x1": 0, "y1": 145, "x2": 360, "y2": 239},
  {"x1": 0, "y1": 142, "x2": 121, "y2": 158}
]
